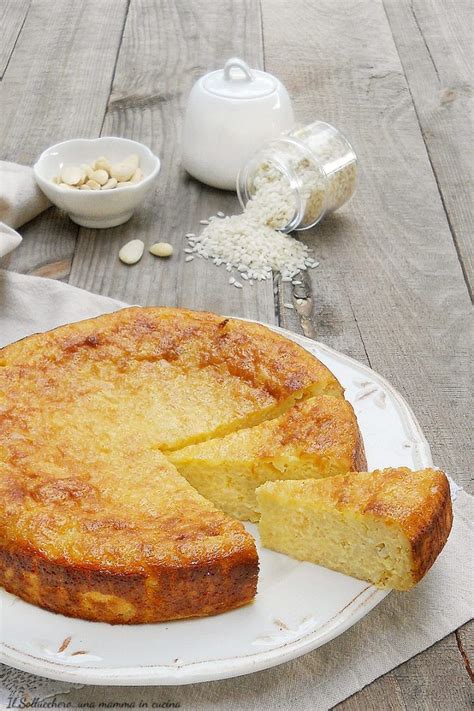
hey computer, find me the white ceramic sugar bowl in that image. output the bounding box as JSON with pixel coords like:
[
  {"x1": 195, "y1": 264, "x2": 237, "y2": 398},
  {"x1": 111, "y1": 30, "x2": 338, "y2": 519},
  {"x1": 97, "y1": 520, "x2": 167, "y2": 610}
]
[{"x1": 182, "y1": 58, "x2": 294, "y2": 190}]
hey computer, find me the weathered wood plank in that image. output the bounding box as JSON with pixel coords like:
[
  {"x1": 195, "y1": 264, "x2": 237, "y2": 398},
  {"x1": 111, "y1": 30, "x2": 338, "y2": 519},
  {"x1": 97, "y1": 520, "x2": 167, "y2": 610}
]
[
  {"x1": 276, "y1": 242, "x2": 372, "y2": 367},
  {"x1": 457, "y1": 620, "x2": 474, "y2": 683},
  {"x1": 261, "y1": 0, "x2": 473, "y2": 495},
  {"x1": 0, "y1": 0, "x2": 31, "y2": 78},
  {"x1": 0, "y1": 0, "x2": 129, "y2": 276},
  {"x1": 391, "y1": 629, "x2": 473, "y2": 710},
  {"x1": 334, "y1": 669, "x2": 406, "y2": 710},
  {"x1": 337, "y1": 631, "x2": 473, "y2": 710},
  {"x1": 69, "y1": 0, "x2": 275, "y2": 323},
  {"x1": 383, "y1": 0, "x2": 473, "y2": 296}
]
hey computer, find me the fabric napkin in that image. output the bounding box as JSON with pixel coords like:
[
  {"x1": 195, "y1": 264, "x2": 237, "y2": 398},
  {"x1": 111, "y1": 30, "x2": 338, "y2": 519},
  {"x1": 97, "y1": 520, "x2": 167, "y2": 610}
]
[
  {"x1": 0, "y1": 269, "x2": 472, "y2": 711},
  {"x1": 0, "y1": 162, "x2": 51, "y2": 258}
]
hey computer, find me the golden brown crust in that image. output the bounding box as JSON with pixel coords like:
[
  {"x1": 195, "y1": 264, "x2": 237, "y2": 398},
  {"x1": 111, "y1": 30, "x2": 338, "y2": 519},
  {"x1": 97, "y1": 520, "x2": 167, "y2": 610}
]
[
  {"x1": 0, "y1": 307, "x2": 344, "y2": 457},
  {"x1": 0, "y1": 541, "x2": 258, "y2": 624},
  {"x1": 352, "y1": 427, "x2": 368, "y2": 472},
  {"x1": 399, "y1": 470, "x2": 452, "y2": 584},
  {"x1": 170, "y1": 394, "x2": 365, "y2": 468},
  {"x1": 0, "y1": 306, "x2": 342, "y2": 401},
  {"x1": 360, "y1": 468, "x2": 452, "y2": 585},
  {"x1": 271, "y1": 395, "x2": 366, "y2": 470}
]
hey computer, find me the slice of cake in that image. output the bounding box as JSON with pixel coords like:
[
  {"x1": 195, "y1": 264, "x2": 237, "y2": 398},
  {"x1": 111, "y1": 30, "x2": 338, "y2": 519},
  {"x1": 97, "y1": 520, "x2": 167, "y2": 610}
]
[
  {"x1": 169, "y1": 395, "x2": 366, "y2": 522},
  {"x1": 256, "y1": 468, "x2": 452, "y2": 590}
]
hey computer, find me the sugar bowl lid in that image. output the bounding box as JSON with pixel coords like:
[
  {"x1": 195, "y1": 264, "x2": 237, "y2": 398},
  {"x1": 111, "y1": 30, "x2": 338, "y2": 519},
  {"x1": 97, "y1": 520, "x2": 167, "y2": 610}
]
[{"x1": 202, "y1": 57, "x2": 279, "y2": 100}]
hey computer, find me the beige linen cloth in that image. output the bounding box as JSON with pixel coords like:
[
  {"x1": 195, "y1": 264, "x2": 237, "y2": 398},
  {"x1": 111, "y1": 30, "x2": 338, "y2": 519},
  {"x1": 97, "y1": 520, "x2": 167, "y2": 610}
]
[
  {"x1": 0, "y1": 268, "x2": 472, "y2": 710},
  {"x1": 0, "y1": 161, "x2": 51, "y2": 258}
]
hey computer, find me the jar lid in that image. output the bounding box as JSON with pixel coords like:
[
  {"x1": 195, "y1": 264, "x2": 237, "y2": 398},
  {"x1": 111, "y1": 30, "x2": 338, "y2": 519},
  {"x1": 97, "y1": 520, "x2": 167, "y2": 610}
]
[{"x1": 202, "y1": 57, "x2": 277, "y2": 99}]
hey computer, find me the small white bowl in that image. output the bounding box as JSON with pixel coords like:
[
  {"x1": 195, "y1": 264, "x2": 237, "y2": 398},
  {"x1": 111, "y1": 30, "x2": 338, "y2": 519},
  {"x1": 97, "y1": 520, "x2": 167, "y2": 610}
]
[{"x1": 34, "y1": 137, "x2": 161, "y2": 229}]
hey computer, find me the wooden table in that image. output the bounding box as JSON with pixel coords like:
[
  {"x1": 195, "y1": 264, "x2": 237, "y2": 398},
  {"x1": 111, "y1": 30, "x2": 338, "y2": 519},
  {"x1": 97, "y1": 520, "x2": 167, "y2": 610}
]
[{"x1": 1, "y1": 1, "x2": 472, "y2": 708}]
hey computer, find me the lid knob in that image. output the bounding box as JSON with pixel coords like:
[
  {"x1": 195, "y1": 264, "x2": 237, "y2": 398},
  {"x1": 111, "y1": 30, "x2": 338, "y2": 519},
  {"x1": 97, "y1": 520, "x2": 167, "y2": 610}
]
[
  {"x1": 199, "y1": 58, "x2": 280, "y2": 99},
  {"x1": 223, "y1": 57, "x2": 255, "y2": 83}
]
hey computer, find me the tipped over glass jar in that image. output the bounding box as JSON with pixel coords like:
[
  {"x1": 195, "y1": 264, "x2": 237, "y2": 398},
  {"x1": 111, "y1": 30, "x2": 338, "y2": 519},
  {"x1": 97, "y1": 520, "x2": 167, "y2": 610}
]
[{"x1": 237, "y1": 120, "x2": 358, "y2": 232}]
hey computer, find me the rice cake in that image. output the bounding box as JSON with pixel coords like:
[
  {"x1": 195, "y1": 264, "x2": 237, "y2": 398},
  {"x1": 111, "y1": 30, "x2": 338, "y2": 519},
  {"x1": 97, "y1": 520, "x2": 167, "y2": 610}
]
[{"x1": 0, "y1": 306, "x2": 343, "y2": 622}]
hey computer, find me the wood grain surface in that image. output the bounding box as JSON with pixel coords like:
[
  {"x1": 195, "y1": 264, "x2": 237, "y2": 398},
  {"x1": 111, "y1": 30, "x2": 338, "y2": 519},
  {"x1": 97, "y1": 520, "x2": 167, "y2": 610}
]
[
  {"x1": 0, "y1": 0, "x2": 471, "y2": 708},
  {"x1": 0, "y1": 0, "x2": 31, "y2": 78},
  {"x1": 68, "y1": 0, "x2": 276, "y2": 321},
  {"x1": 384, "y1": 0, "x2": 473, "y2": 296}
]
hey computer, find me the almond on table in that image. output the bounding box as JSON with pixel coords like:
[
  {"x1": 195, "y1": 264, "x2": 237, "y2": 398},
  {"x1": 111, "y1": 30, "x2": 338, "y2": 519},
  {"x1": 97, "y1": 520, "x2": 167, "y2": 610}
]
[
  {"x1": 119, "y1": 239, "x2": 145, "y2": 265},
  {"x1": 150, "y1": 242, "x2": 173, "y2": 257}
]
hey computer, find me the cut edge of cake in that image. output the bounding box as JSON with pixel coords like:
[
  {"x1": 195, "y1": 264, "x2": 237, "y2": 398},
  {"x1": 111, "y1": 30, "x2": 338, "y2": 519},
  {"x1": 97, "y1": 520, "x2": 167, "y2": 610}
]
[{"x1": 169, "y1": 395, "x2": 366, "y2": 522}]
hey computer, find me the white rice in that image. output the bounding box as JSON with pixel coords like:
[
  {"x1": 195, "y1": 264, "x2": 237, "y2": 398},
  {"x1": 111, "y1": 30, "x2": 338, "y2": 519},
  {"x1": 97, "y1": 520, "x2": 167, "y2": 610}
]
[
  {"x1": 187, "y1": 176, "x2": 315, "y2": 282},
  {"x1": 189, "y1": 212, "x2": 311, "y2": 282}
]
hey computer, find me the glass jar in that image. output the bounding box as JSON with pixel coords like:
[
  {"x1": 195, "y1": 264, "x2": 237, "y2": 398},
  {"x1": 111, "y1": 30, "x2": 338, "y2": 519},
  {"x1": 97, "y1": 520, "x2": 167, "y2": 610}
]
[{"x1": 237, "y1": 120, "x2": 358, "y2": 232}]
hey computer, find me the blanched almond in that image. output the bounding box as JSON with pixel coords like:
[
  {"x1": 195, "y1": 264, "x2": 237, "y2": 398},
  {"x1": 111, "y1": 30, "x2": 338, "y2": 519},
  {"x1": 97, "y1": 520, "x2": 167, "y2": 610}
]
[
  {"x1": 81, "y1": 164, "x2": 94, "y2": 179},
  {"x1": 93, "y1": 157, "x2": 111, "y2": 172},
  {"x1": 119, "y1": 239, "x2": 145, "y2": 265},
  {"x1": 86, "y1": 179, "x2": 101, "y2": 190},
  {"x1": 91, "y1": 169, "x2": 109, "y2": 186},
  {"x1": 110, "y1": 162, "x2": 135, "y2": 182},
  {"x1": 60, "y1": 165, "x2": 84, "y2": 186},
  {"x1": 101, "y1": 178, "x2": 118, "y2": 190},
  {"x1": 130, "y1": 168, "x2": 143, "y2": 183},
  {"x1": 125, "y1": 154, "x2": 139, "y2": 171},
  {"x1": 52, "y1": 155, "x2": 142, "y2": 189},
  {"x1": 149, "y1": 242, "x2": 173, "y2": 257}
]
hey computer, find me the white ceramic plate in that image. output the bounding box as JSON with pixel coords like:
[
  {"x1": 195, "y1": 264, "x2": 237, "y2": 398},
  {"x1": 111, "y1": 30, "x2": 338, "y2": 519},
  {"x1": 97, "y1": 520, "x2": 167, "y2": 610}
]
[{"x1": 0, "y1": 326, "x2": 432, "y2": 685}]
